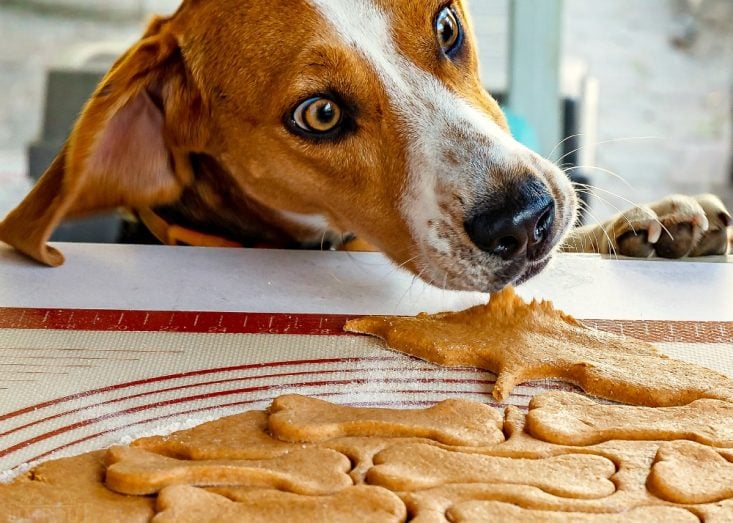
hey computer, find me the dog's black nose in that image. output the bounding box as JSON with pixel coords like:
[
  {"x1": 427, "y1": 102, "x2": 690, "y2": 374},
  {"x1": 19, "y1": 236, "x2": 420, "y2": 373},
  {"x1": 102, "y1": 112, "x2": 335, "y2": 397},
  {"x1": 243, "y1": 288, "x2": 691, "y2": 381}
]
[{"x1": 464, "y1": 180, "x2": 555, "y2": 260}]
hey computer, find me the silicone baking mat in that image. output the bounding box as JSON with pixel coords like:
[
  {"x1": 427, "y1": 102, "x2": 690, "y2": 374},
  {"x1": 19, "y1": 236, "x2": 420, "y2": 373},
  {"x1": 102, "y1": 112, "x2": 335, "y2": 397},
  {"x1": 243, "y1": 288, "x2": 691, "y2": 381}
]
[{"x1": 1, "y1": 307, "x2": 731, "y2": 475}]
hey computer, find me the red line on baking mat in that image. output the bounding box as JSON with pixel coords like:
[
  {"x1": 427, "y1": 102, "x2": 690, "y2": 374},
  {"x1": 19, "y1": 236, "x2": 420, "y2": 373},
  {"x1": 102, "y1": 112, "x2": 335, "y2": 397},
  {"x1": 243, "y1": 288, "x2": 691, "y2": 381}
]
[
  {"x1": 581, "y1": 319, "x2": 733, "y2": 343},
  {"x1": 0, "y1": 357, "x2": 403, "y2": 423},
  {"x1": 0, "y1": 308, "x2": 353, "y2": 335},
  {"x1": 3, "y1": 377, "x2": 525, "y2": 460},
  {"x1": 1, "y1": 308, "x2": 732, "y2": 343},
  {"x1": 0, "y1": 367, "x2": 486, "y2": 438},
  {"x1": 0, "y1": 347, "x2": 184, "y2": 355},
  {"x1": 25, "y1": 391, "x2": 532, "y2": 465}
]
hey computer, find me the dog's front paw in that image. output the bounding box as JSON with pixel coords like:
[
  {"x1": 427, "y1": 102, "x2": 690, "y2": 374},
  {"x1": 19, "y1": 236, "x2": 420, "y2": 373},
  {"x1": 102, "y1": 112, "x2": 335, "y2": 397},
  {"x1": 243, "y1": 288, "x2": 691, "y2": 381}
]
[
  {"x1": 607, "y1": 194, "x2": 730, "y2": 258},
  {"x1": 688, "y1": 194, "x2": 732, "y2": 256},
  {"x1": 563, "y1": 194, "x2": 731, "y2": 257}
]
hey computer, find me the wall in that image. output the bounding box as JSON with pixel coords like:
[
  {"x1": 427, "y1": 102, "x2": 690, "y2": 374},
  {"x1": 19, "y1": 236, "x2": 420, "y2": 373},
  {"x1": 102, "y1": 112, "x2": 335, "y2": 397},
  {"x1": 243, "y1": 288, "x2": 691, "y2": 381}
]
[
  {"x1": 561, "y1": 0, "x2": 733, "y2": 216},
  {"x1": 468, "y1": 0, "x2": 510, "y2": 93}
]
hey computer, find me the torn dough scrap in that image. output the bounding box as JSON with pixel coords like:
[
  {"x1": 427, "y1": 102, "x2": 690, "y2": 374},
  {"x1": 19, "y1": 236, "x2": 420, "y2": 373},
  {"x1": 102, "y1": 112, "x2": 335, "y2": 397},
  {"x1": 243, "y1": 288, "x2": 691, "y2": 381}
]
[{"x1": 345, "y1": 286, "x2": 733, "y2": 407}]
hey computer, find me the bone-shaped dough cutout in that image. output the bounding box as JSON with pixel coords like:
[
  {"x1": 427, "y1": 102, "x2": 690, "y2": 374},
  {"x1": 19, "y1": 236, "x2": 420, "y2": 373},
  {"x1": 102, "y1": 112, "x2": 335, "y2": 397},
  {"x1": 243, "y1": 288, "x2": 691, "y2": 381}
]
[
  {"x1": 105, "y1": 445, "x2": 352, "y2": 496},
  {"x1": 133, "y1": 410, "x2": 301, "y2": 460},
  {"x1": 446, "y1": 501, "x2": 698, "y2": 522},
  {"x1": 527, "y1": 392, "x2": 733, "y2": 447},
  {"x1": 345, "y1": 287, "x2": 733, "y2": 407},
  {"x1": 268, "y1": 394, "x2": 504, "y2": 446},
  {"x1": 366, "y1": 443, "x2": 616, "y2": 499},
  {"x1": 648, "y1": 440, "x2": 733, "y2": 504},
  {"x1": 152, "y1": 485, "x2": 406, "y2": 523}
]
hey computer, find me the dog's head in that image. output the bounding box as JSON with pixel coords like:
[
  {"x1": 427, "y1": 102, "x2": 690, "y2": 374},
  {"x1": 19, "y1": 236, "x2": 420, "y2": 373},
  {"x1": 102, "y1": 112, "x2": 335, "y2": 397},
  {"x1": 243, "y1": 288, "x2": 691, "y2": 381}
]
[{"x1": 0, "y1": 0, "x2": 577, "y2": 292}]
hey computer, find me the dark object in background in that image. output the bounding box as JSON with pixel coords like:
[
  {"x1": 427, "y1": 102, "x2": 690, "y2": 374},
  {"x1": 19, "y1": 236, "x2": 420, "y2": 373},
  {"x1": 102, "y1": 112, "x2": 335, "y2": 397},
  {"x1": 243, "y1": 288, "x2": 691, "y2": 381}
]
[{"x1": 562, "y1": 98, "x2": 591, "y2": 225}]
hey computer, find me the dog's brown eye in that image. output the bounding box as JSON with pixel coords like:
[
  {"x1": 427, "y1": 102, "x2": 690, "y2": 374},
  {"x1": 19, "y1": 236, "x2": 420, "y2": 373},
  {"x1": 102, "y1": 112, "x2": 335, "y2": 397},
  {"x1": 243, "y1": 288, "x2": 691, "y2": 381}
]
[
  {"x1": 293, "y1": 97, "x2": 343, "y2": 134},
  {"x1": 436, "y1": 6, "x2": 463, "y2": 56}
]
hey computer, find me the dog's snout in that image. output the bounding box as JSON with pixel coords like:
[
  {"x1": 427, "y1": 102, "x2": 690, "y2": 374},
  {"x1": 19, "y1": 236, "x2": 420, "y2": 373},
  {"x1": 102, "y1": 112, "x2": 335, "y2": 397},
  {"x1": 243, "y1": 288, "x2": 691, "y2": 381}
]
[{"x1": 464, "y1": 180, "x2": 555, "y2": 261}]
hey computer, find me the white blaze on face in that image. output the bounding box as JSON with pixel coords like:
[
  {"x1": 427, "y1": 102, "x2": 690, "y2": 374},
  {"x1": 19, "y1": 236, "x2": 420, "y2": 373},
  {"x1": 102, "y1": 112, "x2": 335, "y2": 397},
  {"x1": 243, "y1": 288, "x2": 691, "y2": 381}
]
[{"x1": 307, "y1": 0, "x2": 573, "y2": 281}]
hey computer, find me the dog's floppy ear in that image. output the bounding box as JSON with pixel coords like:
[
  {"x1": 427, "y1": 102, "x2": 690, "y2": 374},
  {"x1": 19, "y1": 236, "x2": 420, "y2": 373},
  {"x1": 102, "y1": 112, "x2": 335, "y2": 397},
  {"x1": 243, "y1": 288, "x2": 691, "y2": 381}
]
[{"x1": 0, "y1": 17, "x2": 207, "y2": 266}]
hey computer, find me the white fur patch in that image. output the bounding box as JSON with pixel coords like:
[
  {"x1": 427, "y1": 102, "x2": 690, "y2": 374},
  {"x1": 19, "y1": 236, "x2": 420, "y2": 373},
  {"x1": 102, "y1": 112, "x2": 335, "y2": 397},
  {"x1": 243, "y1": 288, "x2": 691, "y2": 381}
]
[{"x1": 308, "y1": 0, "x2": 575, "y2": 286}]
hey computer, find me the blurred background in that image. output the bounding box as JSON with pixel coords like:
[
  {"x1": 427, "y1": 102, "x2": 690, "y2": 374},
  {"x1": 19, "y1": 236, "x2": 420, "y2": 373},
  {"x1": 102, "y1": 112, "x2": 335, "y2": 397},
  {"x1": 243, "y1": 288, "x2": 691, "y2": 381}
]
[{"x1": 0, "y1": 0, "x2": 731, "y2": 238}]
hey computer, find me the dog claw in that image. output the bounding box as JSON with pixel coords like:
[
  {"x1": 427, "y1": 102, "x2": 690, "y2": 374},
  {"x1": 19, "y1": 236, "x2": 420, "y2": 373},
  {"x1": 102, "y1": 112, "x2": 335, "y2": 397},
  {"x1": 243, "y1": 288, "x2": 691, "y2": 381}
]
[{"x1": 646, "y1": 221, "x2": 663, "y2": 244}]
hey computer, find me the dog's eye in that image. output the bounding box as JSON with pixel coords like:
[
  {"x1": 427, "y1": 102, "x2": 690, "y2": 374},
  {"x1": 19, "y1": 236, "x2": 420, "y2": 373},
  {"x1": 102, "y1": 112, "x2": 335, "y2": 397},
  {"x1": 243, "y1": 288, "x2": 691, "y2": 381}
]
[
  {"x1": 436, "y1": 6, "x2": 463, "y2": 57},
  {"x1": 293, "y1": 97, "x2": 343, "y2": 134}
]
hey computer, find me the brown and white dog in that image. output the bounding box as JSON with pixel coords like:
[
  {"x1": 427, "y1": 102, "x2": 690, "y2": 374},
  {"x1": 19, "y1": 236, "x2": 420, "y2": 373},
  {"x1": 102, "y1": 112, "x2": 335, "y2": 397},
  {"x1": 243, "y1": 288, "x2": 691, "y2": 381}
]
[{"x1": 0, "y1": 0, "x2": 730, "y2": 292}]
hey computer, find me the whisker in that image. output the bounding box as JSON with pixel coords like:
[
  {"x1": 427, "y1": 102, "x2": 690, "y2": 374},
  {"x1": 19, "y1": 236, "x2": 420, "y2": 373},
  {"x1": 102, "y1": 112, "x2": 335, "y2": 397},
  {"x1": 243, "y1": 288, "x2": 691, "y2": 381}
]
[
  {"x1": 574, "y1": 185, "x2": 637, "y2": 234},
  {"x1": 565, "y1": 165, "x2": 634, "y2": 190},
  {"x1": 568, "y1": 200, "x2": 599, "y2": 252},
  {"x1": 577, "y1": 200, "x2": 619, "y2": 258},
  {"x1": 391, "y1": 254, "x2": 422, "y2": 272},
  {"x1": 395, "y1": 265, "x2": 428, "y2": 311},
  {"x1": 555, "y1": 136, "x2": 664, "y2": 166},
  {"x1": 572, "y1": 182, "x2": 673, "y2": 240},
  {"x1": 548, "y1": 133, "x2": 585, "y2": 161},
  {"x1": 336, "y1": 240, "x2": 423, "y2": 290}
]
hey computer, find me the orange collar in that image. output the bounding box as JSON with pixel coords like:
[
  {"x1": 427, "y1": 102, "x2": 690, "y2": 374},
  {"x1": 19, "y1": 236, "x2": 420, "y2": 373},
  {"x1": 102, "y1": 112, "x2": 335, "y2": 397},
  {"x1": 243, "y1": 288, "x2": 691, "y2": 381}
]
[
  {"x1": 137, "y1": 207, "x2": 377, "y2": 252},
  {"x1": 137, "y1": 208, "x2": 244, "y2": 248}
]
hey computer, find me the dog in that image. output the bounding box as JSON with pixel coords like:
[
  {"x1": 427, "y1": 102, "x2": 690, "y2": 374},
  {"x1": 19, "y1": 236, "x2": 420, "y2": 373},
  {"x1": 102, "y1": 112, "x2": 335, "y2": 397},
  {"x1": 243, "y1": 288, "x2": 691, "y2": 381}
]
[{"x1": 0, "y1": 0, "x2": 730, "y2": 293}]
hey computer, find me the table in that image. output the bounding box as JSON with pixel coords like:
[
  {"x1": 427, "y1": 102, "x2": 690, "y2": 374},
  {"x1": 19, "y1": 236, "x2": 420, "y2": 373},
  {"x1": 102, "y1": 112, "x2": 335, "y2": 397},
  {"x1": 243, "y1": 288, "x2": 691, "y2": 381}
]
[{"x1": 1, "y1": 243, "x2": 731, "y2": 475}]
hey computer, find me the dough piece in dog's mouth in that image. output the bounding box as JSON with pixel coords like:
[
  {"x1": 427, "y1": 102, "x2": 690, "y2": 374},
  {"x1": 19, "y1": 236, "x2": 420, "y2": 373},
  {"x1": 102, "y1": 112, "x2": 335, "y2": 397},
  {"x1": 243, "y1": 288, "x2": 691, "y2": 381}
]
[
  {"x1": 648, "y1": 441, "x2": 733, "y2": 504},
  {"x1": 367, "y1": 443, "x2": 617, "y2": 499},
  {"x1": 527, "y1": 391, "x2": 733, "y2": 447},
  {"x1": 105, "y1": 446, "x2": 352, "y2": 496},
  {"x1": 153, "y1": 485, "x2": 406, "y2": 523},
  {"x1": 268, "y1": 394, "x2": 504, "y2": 446},
  {"x1": 344, "y1": 286, "x2": 733, "y2": 407},
  {"x1": 446, "y1": 501, "x2": 698, "y2": 522}
]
